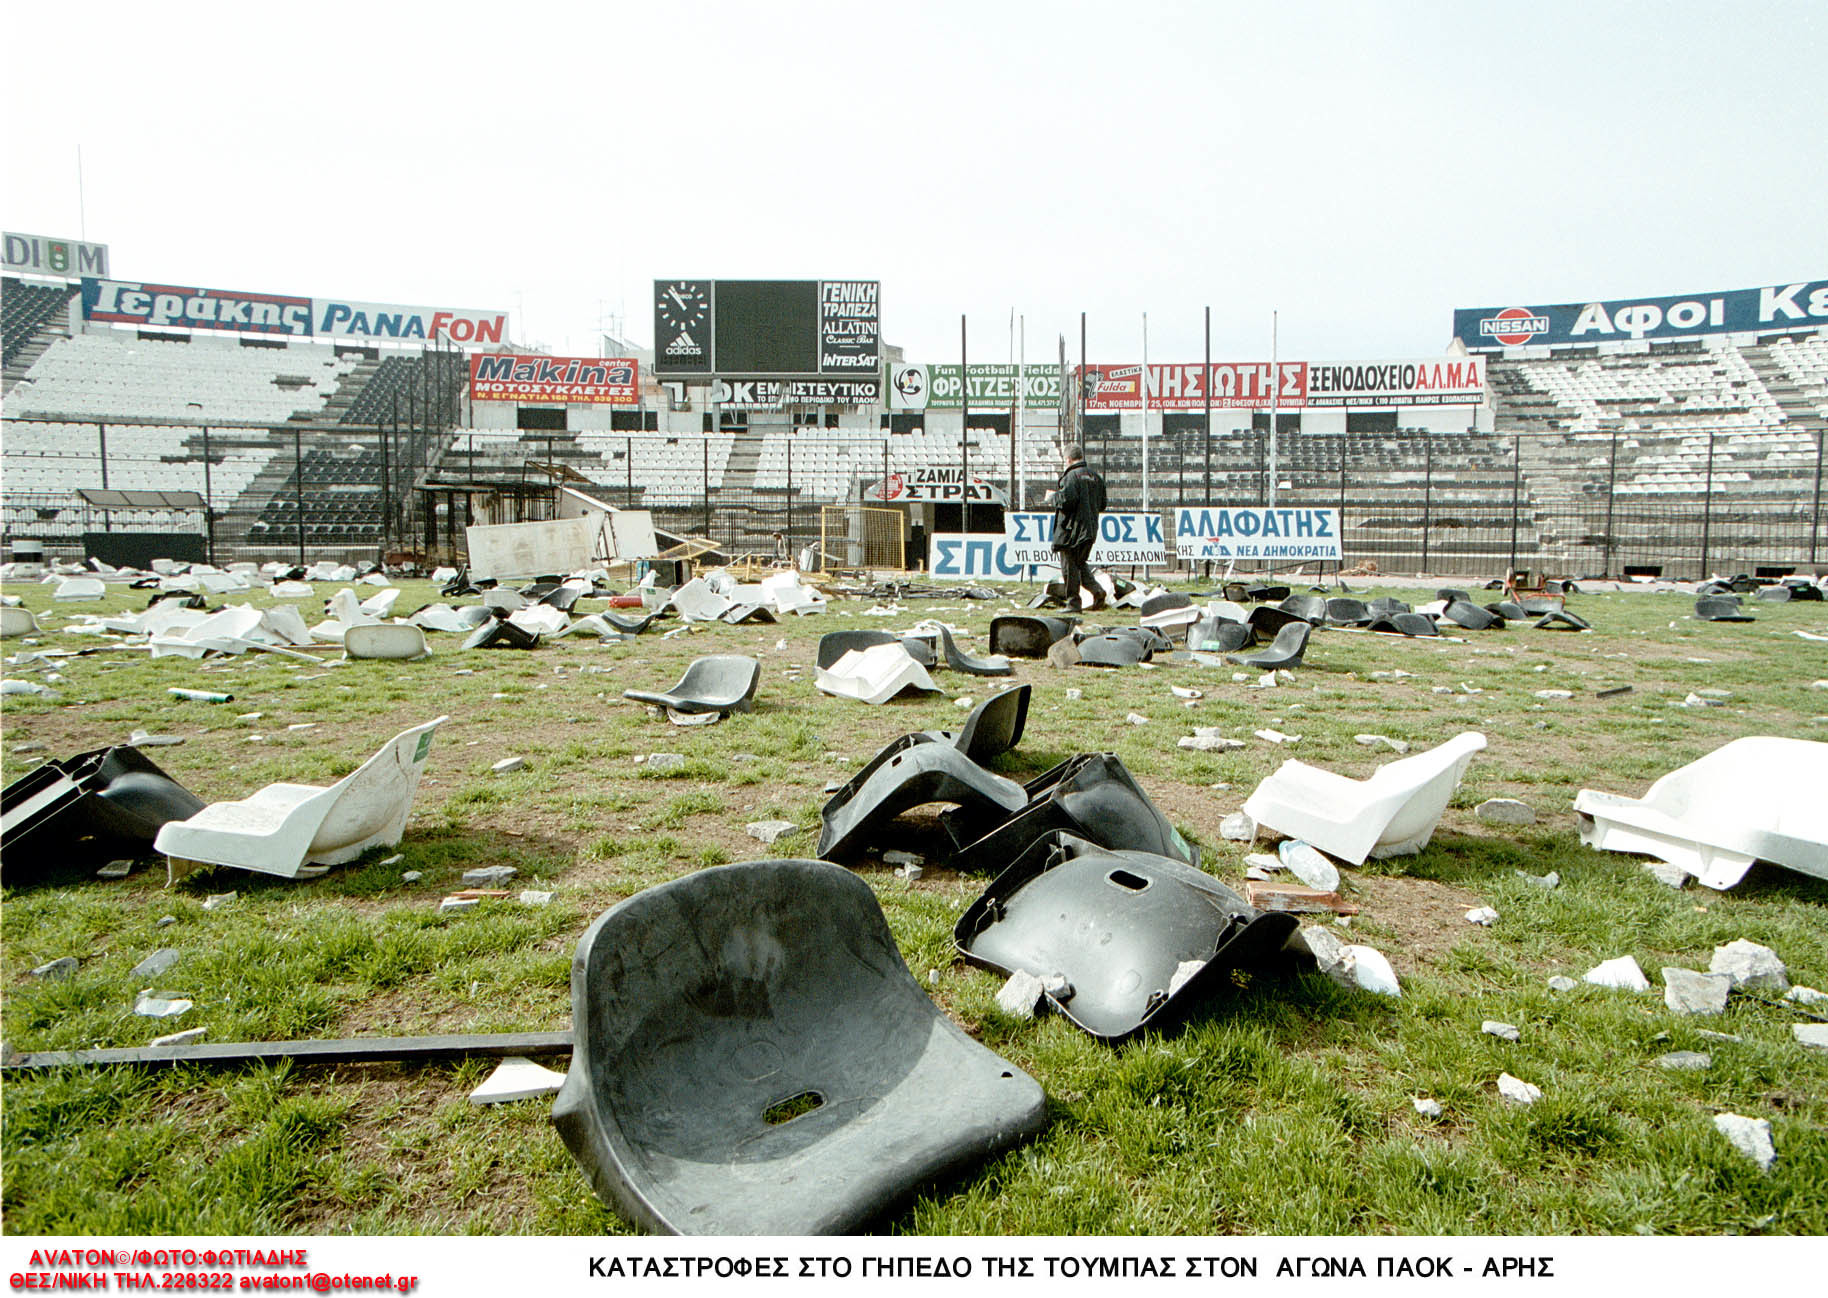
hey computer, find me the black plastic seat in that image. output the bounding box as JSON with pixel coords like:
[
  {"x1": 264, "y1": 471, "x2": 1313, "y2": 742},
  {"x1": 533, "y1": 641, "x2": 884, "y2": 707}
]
[
  {"x1": 1227, "y1": 619, "x2": 1311, "y2": 668},
  {"x1": 816, "y1": 630, "x2": 935, "y2": 670},
  {"x1": 927, "y1": 622, "x2": 1012, "y2": 676},
  {"x1": 988, "y1": 615, "x2": 1077, "y2": 657},
  {"x1": 1695, "y1": 596, "x2": 1755, "y2": 622},
  {"x1": 623, "y1": 655, "x2": 761, "y2": 715},
  {"x1": 1, "y1": 746, "x2": 204, "y2": 883},
  {"x1": 1367, "y1": 612, "x2": 1440, "y2": 637},
  {"x1": 552, "y1": 859, "x2": 1047, "y2": 1233},
  {"x1": 818, "y1": 737, "x2": 1027, "y2": 859},
  {"x1": 1187, "y1": 616, "x2": 1252, "y2": 653},
  {"x1": 948, "y1": 752, "x2": 1196, "y2": 872}
]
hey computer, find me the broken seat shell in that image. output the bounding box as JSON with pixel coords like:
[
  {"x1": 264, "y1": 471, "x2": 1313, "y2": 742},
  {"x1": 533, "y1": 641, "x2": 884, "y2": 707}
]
[
  {"x1": 955, "y1": 832, "x2": 1297, "y2": 1042},
  {"x1": 623, "y1": 655, "x2": 761, "y2": 715},
  {"x1": 1241, "y1": 731, "x2": 1487, "y2": 866},
  {"x1": 551, "y1": 858, "x2": 1047, "y2": 1234},
  {"x1": 154, "y1": 717, "x2": 448, "y2": 879},
  {"x1": 0, "y1": 606, "x2": 41, "y2": 637},
  {"x1": 1, "y1": 745, "x2": 205, "y2": 882},
  {"x1": 1573, "y1": 736, "x2": 1828, "y2": 890},
  {"x1": 343, "y1": 623, "x2": 429, "y2": 660}
]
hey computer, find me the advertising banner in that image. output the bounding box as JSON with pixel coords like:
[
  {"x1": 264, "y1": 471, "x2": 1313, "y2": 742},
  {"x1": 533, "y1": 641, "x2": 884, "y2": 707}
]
[
  {"x1": 1081, "y1": 362, "x2": 1307, "y2": 411},
  {"x1": 1453, "y1": 280, "x2": 1828, "y2": 349},
  {"x1": 469, "y1": 354, "x2": 639, "y2": 404},
  {"x1": 818, "y1": 280, "x2": 880, "y2": 372},
  {"x1": 709, "y1": 377, "x2": 880, "y2": 407},
  {"x1": 314, "y1": 299, "x2": 508, "y2": 344},
  {"x1": 83, "y1": 278, "x2": 313, "y2": 336},
  {"x1": 928, "y1": 533, "x2": 1031, "y2": 581},
  {"x1": 1174, "y1": 506, "x2": 1342, "y2": 562},
  {"x1": 4, "y1": 231, "x2": 108, "y2": 278},
  {"x1": 81, "y1": 278, "x2": 509, "y2": 344},
  {"x1": 1003, "y1": 511, "x2": 1172, "y2": 567},
  {"x1": 1303, "y1": 357, "x2": 1486, "y2": 407},
  {"x1": 654, "y1": 279, "x2": 879, "y2": 377},
  {"x1": 865, "y1": 467, "x2": 1007, "y2": 505},
  {"x1": 889, "y1": 363, "x2": 1064, "y2": 411}
]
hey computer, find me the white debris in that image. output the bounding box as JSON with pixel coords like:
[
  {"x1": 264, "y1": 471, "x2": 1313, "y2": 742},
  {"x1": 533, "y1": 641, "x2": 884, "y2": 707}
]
[
  {"x1": 1474, "y1": 798, "x2": 1537, "y2": 825},
  {"x1": 468, "y1": 1056, "x2": 567, "y2": 1105},
  {"x1": 1465, "y1": 907, "x2": 1499, "y2": 926},
  {"x1": 1412, "y1": 1097, "x2": 1443, "y2": 1119},
  {"x1": 1256, "y1": 672, "x2": 1278, "y2": 689},
  {"x1": 1178, "y1": 728, "x2": 1244, "y2": 752},
  {"x1": 745, "y1": 820, "x2": 798, "y2": 845},
  {"x1": 1278, "y1": 840, "x2": 1339, "y2": 891},
  {"x1": 30, "y1": 957, "x2": 78, "y2": 979},
  {"x1": 1354, "y1": 734, "x2": 1410, "y2": 754},
  {"x1": 1219, "y1": 811, "x2": 1256, "y2": 841},
  {"x1": 401, "y1": 870, "x2": 423, "y2": 883},
  {"x1": 1370, "y1": 669, "x2": 1414, "y2": 680},
  {"x1": 1585, "y1": 955, "x2": 1651, "y2": 990},
  {"x1": 462, "y1": 866, "x2": 518, "y2": 887},
  {"x1": 882, "y1": 850, "x2": 923, "y2": 867},
  {"x1": 1168, "y1": 959, "x2": 1206, "y2": 995},
  {"x1": 1482, "y1": 1020, "x2": 1521, "y2": 1042},
  {"x1": 439, "y1": 896, "x2": 479, "y2": 914},
  {"x1": 133, "y1": 993, "x2": 193, "y2": 1018},
  {"x1": 1713, "y1": 1113, "x2": 1776, "y2": 1170},
  {"x1": 1656, "y1": 1051, "x2": 1711, "y2": 1071},
  {"x1": 131, "y1": 949, "x2": 180, "y2": 980},
  {"x1": 1497, "y1": 1073, "x2": 1542, "y2": 1105},
  {"x1": 1642, "y1": 861, "x2": 1690, "y2": 889},
  {"x1": 1126, "y1": 712, "x2": 1150, "y2": 725},
  {"x1": 517, "y1": 890, "x2": 553, "y2": 906},
  {"x1": 995, "y1": 969, "x2": 1048, "y2": 1019},
  {"x1": 1662, "y1": 967, "x2": 1733, "y2": 1016},
  {"x1": 1783, "y1": 986, "x2": 1827, "y2": 1006},
  {"x1": 201, "y1": 893, "x2": 236, "y2": 912},
  {"x1": 1255, "y1": 728, "x2": 1301, "y2": 744},
  {"x1": 1532, "y1": 689, "x2": 1573, "y2": 700},
  {"x1": 892, "y1": 863, "x2": 924, "y2": 881},
  {"x1": 491, "y1": 757, "x2": 526, "y2": 775},
  {"x1": 1793, "y1": 1024, "x2": 1828, "y2": 1051},
  {"x1": 150, "y1": 1027, "x2": 209, "y2": 1049},
  {"x1": 1064, "y1": 688, "x2": 1083, "y2": 700},
  {"x1": 1171, "y1": 686, "x2": 1203, "y2": 700},
  {"x1": 1709, "y1": 939, "x2": 1789, "y2": 993},
  {"x1": 1547, "y1": 975, "x2": 1578, "y2": 992},
  {"x1": 1516, "y1": 870, "x2": 1560, "y2": 889}
]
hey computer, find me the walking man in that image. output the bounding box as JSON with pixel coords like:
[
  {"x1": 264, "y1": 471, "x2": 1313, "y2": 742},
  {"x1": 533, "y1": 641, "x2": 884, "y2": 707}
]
[{"x1": 1051, "y1": 444, "x2": 1107, "y2": 610}]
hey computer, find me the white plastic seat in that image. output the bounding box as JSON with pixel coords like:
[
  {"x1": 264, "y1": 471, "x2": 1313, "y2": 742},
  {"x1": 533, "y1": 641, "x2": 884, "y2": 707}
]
[
  {"x1": 1573, "y1": 737, "x2": 1828, "y2": 890},
  {"x1": 1242, "y1": 732, "x2": 1487, "y2": 865},
  {"x1": 155, "y1": 717, "x2": 447, "y2": 879}
]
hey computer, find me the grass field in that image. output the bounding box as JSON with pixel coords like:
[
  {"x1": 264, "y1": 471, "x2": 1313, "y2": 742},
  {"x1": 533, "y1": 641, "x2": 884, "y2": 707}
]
[{"x1": 3, "y1": 575, "x2": 1826, "y2": 1236}]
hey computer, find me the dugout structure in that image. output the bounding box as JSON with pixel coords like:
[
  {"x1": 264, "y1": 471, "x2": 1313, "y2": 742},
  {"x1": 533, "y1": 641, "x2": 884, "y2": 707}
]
[{"x1": 817, "y1": 505, "x2": 904, "y2": 573}]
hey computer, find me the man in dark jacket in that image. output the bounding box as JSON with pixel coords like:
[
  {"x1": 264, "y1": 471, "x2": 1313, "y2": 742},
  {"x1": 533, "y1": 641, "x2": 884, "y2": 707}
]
[{"x1": 1051, "y1": 444, "x2": 1107, "y2": 610}]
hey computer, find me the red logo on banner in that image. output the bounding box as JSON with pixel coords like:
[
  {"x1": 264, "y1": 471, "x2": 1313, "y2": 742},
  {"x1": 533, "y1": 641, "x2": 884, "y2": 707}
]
[{"x1": 1480, "y1": 307, "x2": 1551, "y2": 347}]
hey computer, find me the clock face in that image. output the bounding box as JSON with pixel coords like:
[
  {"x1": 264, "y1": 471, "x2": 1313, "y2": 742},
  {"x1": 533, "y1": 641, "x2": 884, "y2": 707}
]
[{"x1": 656, "y1": 280, "x2": 709, "y2": 335}]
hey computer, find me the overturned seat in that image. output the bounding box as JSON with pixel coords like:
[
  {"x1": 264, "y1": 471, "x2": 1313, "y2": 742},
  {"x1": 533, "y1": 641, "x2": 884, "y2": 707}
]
[
  {"x1": 955, "y1": 832, "x2": 1296, "y2": 1042},
  {"x1": 2, "y1": 745, "x2": 205, "y2": 883},
  {"x1": 1367, "y1": 612, "x2": 1440, "y2": 637},
  {"x1": 462, "y1": 617, "x2": 542, "y2": 650},
  {"x1": 1277, "y1": 593, "x2": 1328, "y2": 623},
  {"x1": 1227, "y1": 619, "x2": 1311, "y2": 669},
  {"x1": 552, "y1": 859, "x2": 1046, "y2": 1234},
  {"x1": 818, "y1": 736, "x2": 1027, "y2": 859},
  {"x1": 0, "y1": 606, "x2": 40, "y2": 637},
  {"x1": 816, "y1": 630, "x2": 934, "y2": 670},
  {"x1": 1323, "y1": 598, "x2": 1371, "y2": 626},
  {"x1": 814, "y1": 643, "x2": 942, "y2": 705},
  {"x1": 1073, "y1": 632, "x2": 1153, "y2": 667},
  {"x1": 949, "y1": 751, "x2": 1197, "y2": 872},
  {"x1": 154, "y1": 717, "x2": 448, "y2": 879},
  {"x1": 1440, "y1": 600, "x2": 1502, "y2": 630},
  {"x1": 1241, "y1": 731, "x2": 1486, "y2": 865},
  {"x1": 926, "y1": 684, "x2": 1031, "y2": 765},
  {"x1": 1694, "y1": 595, "x2": 1755, "y2": 622},
  {"x1": 1573, "y1": 736, "x2": 1828, "y2": 890},
  {"x1": 1187, "y1": 616, "x2": 1253, "y2": 653},
  {"x1": 1245, "y1": 604, "x2": 1308, "y2": 641},
  {"x1": 343, "y1": 623, "x2": 429, "y2": 660},
  {"x1": 624, "y1": 656, "x2": 760, "y2": 715},
  {"x1": 988, "y1": 614, "x2": 1077, "y2": 657},
  {"x1": 1533, "y1": 610, "x2": 1591, "y2": 631}
]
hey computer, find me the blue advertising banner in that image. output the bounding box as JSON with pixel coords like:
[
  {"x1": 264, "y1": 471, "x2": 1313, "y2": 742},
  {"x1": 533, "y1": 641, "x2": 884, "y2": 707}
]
[
  {"x1": 1175, "y1": 507, "x2": 1342, "y2": 562},
  {"x1": 1453, "y1": 280, "x2": 1828, "y2": 350},
  {"x1": 1003, "y1": 512, "x2": 1172, "y2": 567},
  {"x1": 929, "y1": 534, "x2": 1031, "y2": 581}
]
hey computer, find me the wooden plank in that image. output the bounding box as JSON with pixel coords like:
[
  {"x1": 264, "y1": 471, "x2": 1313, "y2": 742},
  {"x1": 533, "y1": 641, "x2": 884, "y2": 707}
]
[{"x1": 2, "y1": 1030, "x2": 574, "y2": 1074}]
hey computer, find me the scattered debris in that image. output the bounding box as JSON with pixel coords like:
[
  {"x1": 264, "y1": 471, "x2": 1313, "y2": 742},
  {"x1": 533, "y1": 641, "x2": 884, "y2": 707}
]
[
  {"x1": 1712, "y1": 1113, "x2": 1776, "y2": 1170},
  {"x1": 462, "y1": 866, "x2": 518, "y2": 887},
  {"x1": 1710, "y1": 939, "x2": 1789, "y2": 993},
  {"x1": 402, "y1": 870, "x2": 423, "y2": 883},
  {"x1": 1255, "y1": 728, "x2": 1301, "y2": 744},
  {"x1": 439, "y1": 896, "x2": 479, "y2": 914},
  {"x1": 133, "y1": 993, "x2": 193, "y2": 1018},
  {"x1": 1126, "y1": 712, "x2": 1150, "y2": 726},
  {"x1": 1466, "y1": 906, "x2": 1499, "y2": 926},
  {"x1": 1219, "y1": 811, "x2": 1256, "y2": 841},
  {"x1": 491, "y1": 757, "x2": 526, "y2": 775},
  {"x1": 892, "y1": 862, "x2": 925, "y2": 881},
  {"x1": 1662, "y1": 967, "x2": 1733, "y2": 1016},
  {"x1": 745, "y1": 820, "x2": 798, "y2": 845},
  {"x1": 1482, "y1": 1020, "x2": 1521, "y2": 1042},
  {"x1": 1277, "y1": 840, "x2": 1339, "y2": 891},
  {"x1": 1179, "y1": 729, "x2": 1245, "y2": 752},
  {"x1": 518, "y1": 890, "x2": 552, "y2": 906},
  {"x1": 1585, "y1": 955, "x2": 1650, "y2": 990},
  {"x1": 1497, "y1": 1073, "x2": 1541, "y2": 1105},
  {"x1": 1247, "y1": 881, "x2": 1358, "y2": 915},
  {"x1": 469, "y1": 1056, "x2": 568, "y2": 1105},
  {"x1": 1413, "y1": 1097, "x2": 1443, "y2": 1119},
  {"x1": 96, "y1": 860, "x2": 134, "y2": 880},
  {"x1": 882, "y1": 850, "x2": 923, "y2": 868},
  {"x1": 1547, "y1": 976, "x2": 1578, "y2": 992},
  {"x1": 201, "y1": 893, "x2": 236, "y2": 911},
  {"x1": 1354, "y1": 734, "x2": 1410, "y2": 754},
  {"x1": 30, "y1": 957, "x2": 78, "y2": 980},
  {"x1": 995, "y1": 969, "x2": 1049, "y2": 1019},
  {"x1": 130, "y1": 949, "x2": 180, "y2": 980},
  {"x1": 640, "y1": 753, "x2": 687, "y2": 774},
  {"x1": 150, "y1": 1028, "x2": 208, "y2": 1049},
  {"x1": 1475, "y1": 798, "x2": 1537, "y2": 826},
  {"x1": 1656, "y1": 1051, "x2": 1711, "y2": 1071},
  {"x1": 1516, "y1": 869, "x2": 1560, "y2": 889},
  {"x1": 1794, "y1": 1024, "x2": 1828, "y2": 1051}
]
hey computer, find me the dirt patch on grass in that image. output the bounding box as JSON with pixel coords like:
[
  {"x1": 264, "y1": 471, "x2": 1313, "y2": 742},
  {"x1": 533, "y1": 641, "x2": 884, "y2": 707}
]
[{"x1": 1342, "y1": 872, "x2": 1486, "y2": 969}]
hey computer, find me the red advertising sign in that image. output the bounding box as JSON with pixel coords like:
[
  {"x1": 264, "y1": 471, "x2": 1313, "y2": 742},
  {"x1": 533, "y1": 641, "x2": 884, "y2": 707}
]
[
  {"x1": 1080, "y1": 362, "x2": 1308, "y2": 411},
  {"x1": 469, "y1": 354, "x2": 640, "y2": 404}
]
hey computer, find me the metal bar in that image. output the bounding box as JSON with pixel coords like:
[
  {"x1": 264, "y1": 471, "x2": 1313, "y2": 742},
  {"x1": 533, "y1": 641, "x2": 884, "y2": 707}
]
[
  {"x1": 2, "y1": 1030, "x2": 574, "y2": 1074},
  {"x1": 201, "y1": 425, "x2": 215, "y2": 566},
  {"x1": 703, "y1": 437, "x2": 712, "y2": 537},
  {"x1": 294, "y1": 426, "x2": 306, "y2": 567},
  {"x1": 1421, "y1": 432, "x2": 1432, "y2": 574},
  {"x1": 1604, "y1": 429, "x2": 1618, "y2": 578},
  {"x1": 960, "y1": 313, "x2": 970, "y2": 535},
  {"x1": 1508, "y1": 430, "x2": 1521, "y2": 576},
  {"x1": 1700, "y1": 428, "x2": 1715, "y2": 579},
  {"x1": 1203, "y1": 305, "x2": 1211, "y2": 508},
  {"x1": 1811, "y1": 427, "x2": 1824, "y2": 565},
  {"x1": 97, "y1": 422, "x2": 109, "y2": 491}
]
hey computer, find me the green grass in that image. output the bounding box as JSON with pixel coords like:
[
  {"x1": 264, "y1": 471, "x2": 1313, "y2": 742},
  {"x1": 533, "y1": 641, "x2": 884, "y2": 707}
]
[{"x1": 3, "y1": 575, "x2": 1826, "y2": 1235}]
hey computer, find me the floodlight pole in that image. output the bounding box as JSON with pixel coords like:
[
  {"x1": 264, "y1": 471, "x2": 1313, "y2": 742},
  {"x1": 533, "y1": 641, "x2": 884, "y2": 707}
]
[
  {"x1": 1016, "y1": 314, "x2": 1026, "y2": 511},
  {"x1": 960, "y1": 314, "x2": 970, "y2": 535},
  {"x1": 1141, "y1": 312, "x2": 1150, "y2": 514},
  {"x1": 1268, "y1": 310, "x2": 1279, "y2": 509}
]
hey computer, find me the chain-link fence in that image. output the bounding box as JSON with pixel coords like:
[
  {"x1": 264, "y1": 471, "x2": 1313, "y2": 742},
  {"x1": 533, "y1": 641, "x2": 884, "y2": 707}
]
[{"x1": 5, "y1": 419, "x2": 1824, "y2": 580}]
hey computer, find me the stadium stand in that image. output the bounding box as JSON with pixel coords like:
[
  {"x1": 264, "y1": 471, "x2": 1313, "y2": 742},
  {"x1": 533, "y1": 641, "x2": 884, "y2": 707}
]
[
  {"x1": 7, "y1": 331, "x2": 359, "y2": 424},
  {"x1": 2, "y1": 278, "x2": 77, "y2": 368}
]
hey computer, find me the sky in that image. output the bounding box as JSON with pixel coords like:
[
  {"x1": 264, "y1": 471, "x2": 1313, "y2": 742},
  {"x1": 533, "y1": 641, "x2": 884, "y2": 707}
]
[{"x1": 3, "y1": 0, "x2": 1823, "y2": 366}]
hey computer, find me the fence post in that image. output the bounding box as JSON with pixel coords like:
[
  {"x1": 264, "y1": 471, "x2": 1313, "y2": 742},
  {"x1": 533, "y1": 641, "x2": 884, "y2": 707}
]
[
  {"x1": 786, "y1": 437, "x2": 794, "y2": 552},
  {"x1": 703, "y1": 438, "x2": 712, "y2": 538},
  {"x1": 1337, "y1": 437, "x2": 1348, "y2": 568},
  {"x1": 294, "y1": 427, "x2": 306, "y2": 567},
  {"x1": 625, "y1": 436, "x2": 632, "y2": 503},
  {"x1": 1604, "y1": 429, "x2": 1618, "y2": 578},
  {"x1": 1508, "y1": 431, "x2": 1520, "y2": 576},
  {"x1": 1421, "y1": 433, "x2": 1433, "y2": 574},
  {"x1": 1699, "y1": 428, "x2": 1715, "y2": 580},
  {"x1": 1811, "y1": 427, "x2": 1824, "y2": 565},
  {"x1": 97, "y1": 422, "x2": 109, "y2": 491},
  {"x1": 201, "y1": 425, "x2": 215, "y2": 566}
]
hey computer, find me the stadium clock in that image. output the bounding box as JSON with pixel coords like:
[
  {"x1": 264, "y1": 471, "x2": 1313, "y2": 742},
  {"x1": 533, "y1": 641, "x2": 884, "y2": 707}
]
[{"x1": 655, "y1": 280, "x2": 709, "y2": 338}]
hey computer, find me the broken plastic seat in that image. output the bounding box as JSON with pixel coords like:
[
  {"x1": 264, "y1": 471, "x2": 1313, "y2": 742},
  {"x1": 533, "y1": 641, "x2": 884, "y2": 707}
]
[
  {"x1": 1324, "y1": 598, "x2": 1371, "y2": 626},
  {"x1": 817, "y1": 735, "x2": 1028, "y2": 859},
  {"x1": 54, "y1": 577, "x2": 106, "y2": 600},
  {"x1": 1367, "y1": 612, "x2": 1439, "y2": 637},
  {"x1": 1245, "y1": 604, "x2": 1307, "y2": 641},
  {"x1": 1366, "y1": 597, "x2": 1412, "y2": 616},
  {"x1": 954, "y1": 832, "x2": 1297, "y2": 1042},
  {"x1": 1573, "y1": 736, "x2": 1828, "y2": 890},
  {"x1": 925, "y1": 684, "x2": 1031, "y2": 765},
  {"x1": 1073, "y1": 632, "x2": 1153, "y2": 667},
  {"x1": 154, "y1": 717, "x2": 448, "y2": 880},
  {"x1": 988, "y1": 615, "x2": 1076, "y2": 657},
  {"x1": 1533, "y1": 610, "x2": 1591, "y2": 631},
  {"x1": 1440, "y1": 600, "x2": 1502, "y2": 630},
  {"x1": 551, "y1": 858, "x2": 1046, "y2": 1234},
  {"x1": 1226, "y1": 619, "x2": 1311, "y2": 669},
  {"x1": 1, "y1": 745, "x2": 205, "y2": 882},
  {"x1": 721, "y1": 603, "x2": 778, "y2": 625},
  {"x1": 1241, "y1": 731, "x2": 1487, "y2": 866},
  {"x1": 1694, "y1": 596, "x2": 1755, "y2": 622},
  {"x1": 948, "y1": 751, "x2": 1197, "y2": 873},
  {"x1": 1277, "y1": 593, "x2": 1329, "y2": 624},
  {"x1": 343, "y1": 624, "x2": 429, "y2": 661},
  {"x1": 0, "y1": 606, "x2": 41, "y2": 637},
  {"x1": 816, "y1": 630, "x2": 932, "y2": 670},
  {"x1": 623, "y1": 655, "x2": 760, "y2": 716},
  {"x1": 1245, "y1": 584, "x2": 1290, "y2": 602},
  {"x1": 1756, "y1": 585, "x2": 1792, "y2": 603},
  {"x1": 462, "y1": 617, "x2": 542, "y2": 650},
  {"x1": 1486, "y1": 601, "x2": 1528, "y2": 621},
  {"x1": 921, "y1": 621, "x2": 1012, "y2": 676},
  {"x1": 1188, "y1": 616, "x2": 1253, "y2": 653},
  {"x1": 814, "y1": 643, "x2": 942, "y2": 706}
]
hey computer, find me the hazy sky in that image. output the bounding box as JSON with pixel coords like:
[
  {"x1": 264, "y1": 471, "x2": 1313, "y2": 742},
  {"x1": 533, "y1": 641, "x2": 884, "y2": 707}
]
[{"x1": 4, "y1": 0, "x2": 1822, "y2": 365}]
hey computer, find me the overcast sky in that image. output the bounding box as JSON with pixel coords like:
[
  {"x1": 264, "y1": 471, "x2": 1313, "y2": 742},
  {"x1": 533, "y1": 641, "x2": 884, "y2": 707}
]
[{"x1": 4, "y1": 0, "x2": 1822, "y2": 365}]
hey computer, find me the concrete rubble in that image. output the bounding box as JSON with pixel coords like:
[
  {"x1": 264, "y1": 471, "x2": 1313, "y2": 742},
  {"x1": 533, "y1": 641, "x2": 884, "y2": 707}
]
[
  {"x1": 1585, "y1": 955, "x2": 1651, "y2": 991},
  {"x1": 1712, "y1": 1113, "x2": 1776, "y2": 1170}
]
